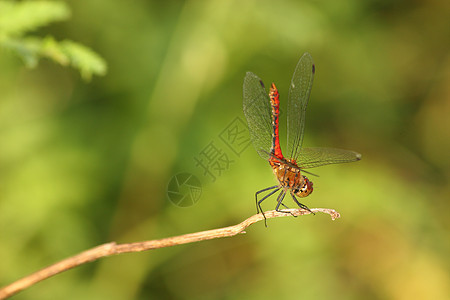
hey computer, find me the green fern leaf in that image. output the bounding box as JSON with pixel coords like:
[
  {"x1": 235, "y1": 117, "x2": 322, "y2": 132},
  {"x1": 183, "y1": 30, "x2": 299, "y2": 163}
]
[
  {"x1": 0, "y1": 0, "x2": 70, "y2": 36},
  {"x1": 59, "y1": 40, "x2": 107, "y2": 81},
  {"x1": 0, "y1": 1, "x2": 107, "y2": 80}
]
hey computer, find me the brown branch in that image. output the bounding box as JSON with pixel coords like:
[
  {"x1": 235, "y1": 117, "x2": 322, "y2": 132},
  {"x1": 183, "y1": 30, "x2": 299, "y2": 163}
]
[{"x1": 0, "y1": 208, "x2": 339, "y2": 299}]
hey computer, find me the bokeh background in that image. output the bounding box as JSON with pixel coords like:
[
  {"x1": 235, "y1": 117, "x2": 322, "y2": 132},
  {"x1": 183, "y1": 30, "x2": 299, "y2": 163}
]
[{"x1": 1, "y1": 0, "x2": 449, "y2": 299}]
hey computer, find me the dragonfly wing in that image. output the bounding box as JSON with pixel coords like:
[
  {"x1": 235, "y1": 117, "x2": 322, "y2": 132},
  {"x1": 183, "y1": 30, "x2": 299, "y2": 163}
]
[
  {"x1": 297, "y1": 147, "x2": 361, "y2": 169},
  {"x1": 243, "y1": 72, "x2": 273, "y2": 160},
  {"x1": 287, "y1": 53, "x2": 315, "y2": 161}
]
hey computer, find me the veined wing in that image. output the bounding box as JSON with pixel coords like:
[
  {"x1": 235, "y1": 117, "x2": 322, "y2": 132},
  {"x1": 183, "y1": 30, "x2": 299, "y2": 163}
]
[
  {"x1": 297, "y1": 147, "x2": 361, "y2": 169},
  {"x1": 287, "y1": 53, "x2": 315, "y2": 161},
  {"x1": 243, "y1": 72, "x2": 272, "y2": 160}
]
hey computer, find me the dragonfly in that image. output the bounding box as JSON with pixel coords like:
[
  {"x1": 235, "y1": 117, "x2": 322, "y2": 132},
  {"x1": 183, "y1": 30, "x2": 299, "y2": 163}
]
[{"x1": 243, "y1": 52, "x2": 361, "y2": 225}]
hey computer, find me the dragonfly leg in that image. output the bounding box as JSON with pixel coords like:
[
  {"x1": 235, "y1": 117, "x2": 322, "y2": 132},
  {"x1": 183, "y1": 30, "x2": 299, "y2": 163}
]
[
  {"x1": 279, "y1": 201, "x2": 297, "y2": 218},
  {"x1": 255, "y1": 185, "x2": 279, "y2": 213},
  {"x1": 291, "y1": 194, "x2": 315, "y2": 215},
  {"x1": 274, "y1": 190, "x2": 287, "y2": 212},
  {"x1": 275, "y1": 190, "x2": 297, "y2": 218},
  {"x1": 280, "y1": 202, "x2": 291, "y2": 210},
  {"x1": 256, "y1": 185, "x2": 279, "y2": 227}
]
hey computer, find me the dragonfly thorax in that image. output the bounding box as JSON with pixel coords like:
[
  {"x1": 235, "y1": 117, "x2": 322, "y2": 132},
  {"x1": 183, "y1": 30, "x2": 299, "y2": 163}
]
[{"x1": 270, "y1": 160, "x2": 314, "y2": 198}]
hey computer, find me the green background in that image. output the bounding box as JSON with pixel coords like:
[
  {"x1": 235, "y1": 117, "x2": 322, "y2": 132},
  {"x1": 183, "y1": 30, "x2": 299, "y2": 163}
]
[{"x1": 1, "y1": 0, "x2": 449, "y2": 299}]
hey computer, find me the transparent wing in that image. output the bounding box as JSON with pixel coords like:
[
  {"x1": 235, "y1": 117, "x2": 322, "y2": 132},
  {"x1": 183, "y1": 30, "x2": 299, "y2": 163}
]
[
  {"x1": 296, "y1": 147, "x2": 361, "y2": 169},
  {"x1": 287, "y1": 53, "x2": 315, "y2": 161},
  {"x1": 243, "y1": 72, "x2": 273, "y2": 160}
]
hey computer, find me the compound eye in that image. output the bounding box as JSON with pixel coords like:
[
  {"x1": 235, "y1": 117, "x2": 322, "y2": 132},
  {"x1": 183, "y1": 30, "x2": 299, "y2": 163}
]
[{"x1": 294, "y1": 184, "x2": 307, "y2": 197}]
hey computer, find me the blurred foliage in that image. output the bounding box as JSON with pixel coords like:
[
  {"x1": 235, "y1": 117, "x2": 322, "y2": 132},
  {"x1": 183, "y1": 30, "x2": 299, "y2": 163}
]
[
  {"x1": 0, "y1": 0, "x2": 449, "y2": 299},
  {"x1": 0, "y1": 0, "x2": 107, "y2": 80}
]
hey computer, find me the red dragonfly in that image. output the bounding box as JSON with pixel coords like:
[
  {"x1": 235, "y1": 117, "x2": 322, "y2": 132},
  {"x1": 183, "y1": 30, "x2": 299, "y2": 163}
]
[{"x1": 243, "y1": 53, "x2": 361, "y2": 225}]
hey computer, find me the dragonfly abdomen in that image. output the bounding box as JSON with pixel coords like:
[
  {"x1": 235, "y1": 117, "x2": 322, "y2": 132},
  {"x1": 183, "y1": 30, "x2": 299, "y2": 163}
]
[{"x1": 269, "y1": 83, "x2": 283, "y2": 159}]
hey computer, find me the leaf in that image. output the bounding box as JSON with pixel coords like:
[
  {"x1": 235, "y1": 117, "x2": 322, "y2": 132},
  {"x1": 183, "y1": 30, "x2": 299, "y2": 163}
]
[
  {"x1": 59, "y1": 40, "x2": 108, "y2": 81},
  {"x1": 1, "y1": 36, "x2": 41, "y2": 67},
  {"x1": 0, "y1": 0, "x2": 70, "y2": 36},
  {"x1": 2, "y1": 36, "x2": 107, "y2": 80},
  {"x1": 0, "y1": 1, "x2": 107, "y2": 80}
]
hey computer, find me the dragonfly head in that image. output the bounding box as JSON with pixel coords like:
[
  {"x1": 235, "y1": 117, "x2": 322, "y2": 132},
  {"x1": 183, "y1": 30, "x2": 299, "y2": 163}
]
[{"x1": 295, "y1": 175, "x2": 313, "y2": 198}]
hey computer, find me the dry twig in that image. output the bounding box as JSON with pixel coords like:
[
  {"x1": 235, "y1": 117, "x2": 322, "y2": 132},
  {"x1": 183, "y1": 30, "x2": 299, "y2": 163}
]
[{"x1": 0, "y1": 208, "x2": 339, "y2": 299}]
